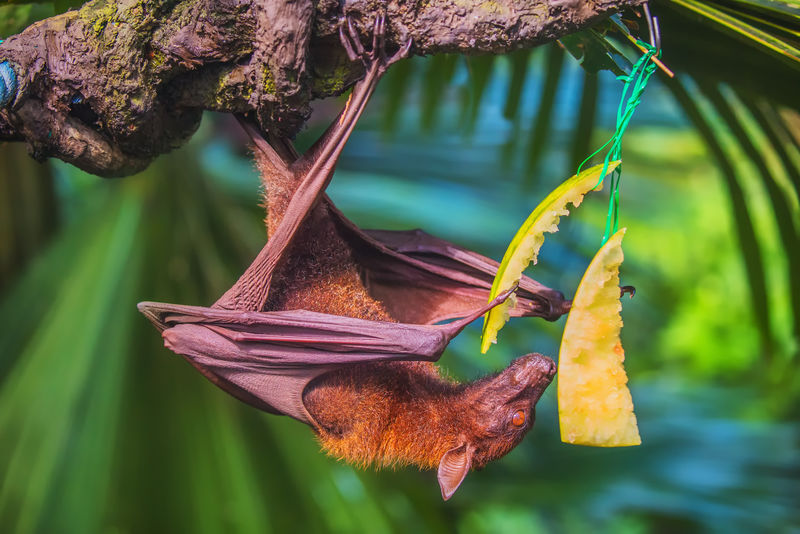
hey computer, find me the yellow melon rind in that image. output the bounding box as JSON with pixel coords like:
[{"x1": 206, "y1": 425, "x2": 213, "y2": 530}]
[{"x1": 480, "y1": 161, "x2": 620, "y2": 354}]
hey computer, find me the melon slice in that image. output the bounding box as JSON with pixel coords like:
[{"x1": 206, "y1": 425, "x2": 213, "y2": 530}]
[
  {"x1": 480, "y1": 161, "x2": 619, "y2": 354},
  {"x1": 558, "y1": 228, "x2": 641, "y2": 447}
]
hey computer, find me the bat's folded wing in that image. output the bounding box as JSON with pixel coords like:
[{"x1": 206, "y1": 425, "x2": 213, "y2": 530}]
[
  {"x1": 326, "y1": 200, "x2": 569, "y2": 325},
  {"x1": 137, "y1": 289, "x2": 511, "y2": 426}
]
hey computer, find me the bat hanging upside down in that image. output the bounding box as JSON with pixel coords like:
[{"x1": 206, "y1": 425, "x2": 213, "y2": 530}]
[{"x1": 139, "y1": 16, "x2": 568, "y2": 500}]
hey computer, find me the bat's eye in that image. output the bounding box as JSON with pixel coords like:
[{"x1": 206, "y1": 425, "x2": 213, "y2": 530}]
[{"x1": 511, "y1": 410, "x2": 526, "y2": 427}]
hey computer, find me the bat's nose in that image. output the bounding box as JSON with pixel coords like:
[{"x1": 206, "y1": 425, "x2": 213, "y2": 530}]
[{"x1": 512, "y1": 353, "x2": 556, "y2": 384}]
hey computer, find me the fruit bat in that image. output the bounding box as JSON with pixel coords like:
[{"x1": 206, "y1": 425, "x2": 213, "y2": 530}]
[{"x1": 139, "y1": 16, "x2": 567, "y2": 499}]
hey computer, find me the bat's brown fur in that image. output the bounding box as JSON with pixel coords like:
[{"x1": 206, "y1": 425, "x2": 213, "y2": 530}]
[
  {"x1": 304, "y1": 361, "x2": 458, "y2": 468},
  {"x1": 257, "y1": 152, "x2": 392, "y2": 322},
  {"x1": 264, "y1": 202, "x2": 393, "y2": 322},
  {"x1": 304, "y1": 355, "x2": 555, "y2": 470}
]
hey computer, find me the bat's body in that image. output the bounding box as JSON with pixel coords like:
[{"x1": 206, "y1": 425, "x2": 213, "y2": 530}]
[
  {"x1": 304, "y1": 354, "x2": 556, "y2": 499},
  {"x1": 140, "y1": 17, "x2": 566, "y2": 499}
]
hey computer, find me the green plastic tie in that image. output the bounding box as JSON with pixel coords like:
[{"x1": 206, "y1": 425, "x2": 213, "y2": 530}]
[{"x1": 577, "y1": 39, "x2": 660, "y2": 244}]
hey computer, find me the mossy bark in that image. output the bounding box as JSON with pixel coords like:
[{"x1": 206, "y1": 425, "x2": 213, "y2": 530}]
[{"x1": 0, "y1": 0, "x2": 643, "y2": 177}]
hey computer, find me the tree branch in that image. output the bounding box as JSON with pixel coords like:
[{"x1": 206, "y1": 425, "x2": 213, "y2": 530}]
[{"x1": 0, "y1": 0, "x2": 643, "y2": 177}]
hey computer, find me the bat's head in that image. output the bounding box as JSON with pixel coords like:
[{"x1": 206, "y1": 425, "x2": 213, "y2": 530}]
[{"x1": 437, "y1": 353, "x2": 555, "y2": 500}]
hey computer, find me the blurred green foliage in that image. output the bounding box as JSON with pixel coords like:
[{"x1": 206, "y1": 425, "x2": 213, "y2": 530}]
[
  {"x1": 0, "y1": 4, "x2": 54, "y2": 38},
  {"x1": 1, "y1": 1, "x2": 800, "y2": 532}
]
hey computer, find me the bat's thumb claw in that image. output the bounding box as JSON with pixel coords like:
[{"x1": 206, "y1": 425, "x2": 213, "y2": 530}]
[
  {"x1": 443, "y1": 283, "x2": 519, "y2": 336},
  {"x1": 137, "y1": 301, "x2": 169, "y2": 332},
  {"x1": 494, "y1": 282, "x2": 520, "y2": 304}
]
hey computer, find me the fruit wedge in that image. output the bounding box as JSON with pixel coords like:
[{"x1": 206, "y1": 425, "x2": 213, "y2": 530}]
[
  {"x1": 480, "y1": 161, "x2": 620, "y2": 353},
  {"x1": 558, "y1": 228, "x2": 640, "y2": 447}
]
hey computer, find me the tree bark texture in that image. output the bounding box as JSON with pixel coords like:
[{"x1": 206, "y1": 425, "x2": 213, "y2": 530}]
[{"x1": 0, "y1": 0, "x2": 643, "y2": 177}]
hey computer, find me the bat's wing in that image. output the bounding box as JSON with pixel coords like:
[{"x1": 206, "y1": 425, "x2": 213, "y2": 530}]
[
  {"x1": 137, "y1": 288, "x2": 512, "y2": 426},
  {"x1": 325, "y1": 200, "x2": 569, "y2": 325}
]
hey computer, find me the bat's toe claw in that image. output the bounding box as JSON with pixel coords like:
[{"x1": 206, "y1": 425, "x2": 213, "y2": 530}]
[
  {"x1": 388, "y1": 37, "x2": 413, "y2": 67},
  {"x1": 338, "y1": 14, "x2": 413, "y2": 72},
  {"x1": 338, "y1": 21, "x2": 361, "y2": 62},
  {"x1": 372, "y1": 15, "x2": 385, "y2": 60},
  {"x1": 347, "y1": 17, "x2": 366, "y2": 57}
]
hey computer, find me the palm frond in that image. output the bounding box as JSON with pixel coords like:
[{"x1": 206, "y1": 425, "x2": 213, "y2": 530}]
[
  {"x1": 656, "y1": 0, "x2": 800, "y2": 107},
  {"x1": 503, "y1": 49, "x2": 532, "y2": 120},
  {"x1": 462, "y1": 55, "x2": 496, "y2": 136},
  {"x1": 663, "y1": 75, "x2": 798, "y2": 363},
  {"x1": 0, "y1": 184, "x2": 142, "y2": 533},
  {"x1": 711, "y1": 88, "x2": 800, "y2": 351},
  {"x1": 569, "y1": 73, "x2": 599, "y2": 170},
  {"x1": 664, "y1": 0, "x2": 800, "y2": 69},
  {"x1": 419, "y1": 54, "x2": 460, "y2": 133},
  {"x1": 0, "y1": 145, "x2": 58, "y2": 293},
  {"x1": 524, "y1": 45, "x2": 566, "y2": 181},
  {"x1": 0, "y1": 4, "x2": 55, "y2": 39}
]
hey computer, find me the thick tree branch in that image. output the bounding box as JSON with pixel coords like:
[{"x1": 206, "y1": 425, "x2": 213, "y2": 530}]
[{"x1": 0, "y1": 0, "x2": 643, "y2": 177}]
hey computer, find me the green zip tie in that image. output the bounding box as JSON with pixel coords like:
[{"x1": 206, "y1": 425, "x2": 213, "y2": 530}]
[{"x1": 578, "y1": 39, "x2": 660, "y2": 244}]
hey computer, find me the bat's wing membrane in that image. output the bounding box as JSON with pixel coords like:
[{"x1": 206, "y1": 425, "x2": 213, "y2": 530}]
[
  {"x1": 325, "y1": 200, "x2": 569, "y2": 325},
  {"x1": 137, "y1": 289, "x2": 511, "y2": 425}
]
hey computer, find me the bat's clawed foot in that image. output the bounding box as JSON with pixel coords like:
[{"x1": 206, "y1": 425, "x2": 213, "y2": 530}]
[{"x1": 339, "y1": 14, "x2": 412, "y2": 73}]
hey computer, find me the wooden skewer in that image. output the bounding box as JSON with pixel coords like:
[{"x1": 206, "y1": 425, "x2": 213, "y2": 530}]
[{"x1": 624, "y1": 33, "x2": 675, "y2": 78}]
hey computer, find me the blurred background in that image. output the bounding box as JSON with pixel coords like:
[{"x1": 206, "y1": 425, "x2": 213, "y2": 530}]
[{"x1": 1, "y1": 1, "x2": 799, "y2": 533}]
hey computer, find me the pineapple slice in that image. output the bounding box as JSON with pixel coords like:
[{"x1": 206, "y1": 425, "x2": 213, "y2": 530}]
[{"x1": 558, "y1": 228, "x2": 641, "y2": 447}]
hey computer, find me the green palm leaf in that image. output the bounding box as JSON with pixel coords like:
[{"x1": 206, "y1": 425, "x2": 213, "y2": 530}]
[{"x1": 665, "y1": 0, "x2": 800, "y2": 68}]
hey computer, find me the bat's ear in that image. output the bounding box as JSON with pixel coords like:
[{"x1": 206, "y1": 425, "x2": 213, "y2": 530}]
[{"x1": 437, "y1": 443, "x2": 474, "y2": 501}]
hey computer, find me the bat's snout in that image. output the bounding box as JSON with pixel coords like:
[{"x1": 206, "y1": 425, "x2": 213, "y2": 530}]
[
  {"x1": 505, "y1": 353, "x2": 556, "y2": 405},
  {"x1": 511, "y1": 353, "x2": 556, "y2": 385}
]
